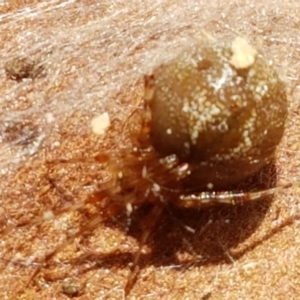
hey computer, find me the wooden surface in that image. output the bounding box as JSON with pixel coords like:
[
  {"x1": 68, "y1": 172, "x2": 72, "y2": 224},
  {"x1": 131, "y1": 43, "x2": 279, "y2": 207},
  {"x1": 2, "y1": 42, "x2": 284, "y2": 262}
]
[{"x1": 0, "y1": 1, "x2": 300, "y2": 299}]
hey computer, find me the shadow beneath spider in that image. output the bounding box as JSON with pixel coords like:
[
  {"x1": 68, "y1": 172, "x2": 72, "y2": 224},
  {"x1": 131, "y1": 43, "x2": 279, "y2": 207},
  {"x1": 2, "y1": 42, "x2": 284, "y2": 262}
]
[{"x1": 75, "y1": 162, "x2": 279, "y2": 271}]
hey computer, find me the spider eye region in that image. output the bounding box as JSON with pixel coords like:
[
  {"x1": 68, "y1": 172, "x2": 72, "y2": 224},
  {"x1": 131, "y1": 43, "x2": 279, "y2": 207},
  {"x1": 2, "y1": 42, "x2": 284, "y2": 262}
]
[{"x1": 145, "y1": 37, "x2": 287, "y2": 190}]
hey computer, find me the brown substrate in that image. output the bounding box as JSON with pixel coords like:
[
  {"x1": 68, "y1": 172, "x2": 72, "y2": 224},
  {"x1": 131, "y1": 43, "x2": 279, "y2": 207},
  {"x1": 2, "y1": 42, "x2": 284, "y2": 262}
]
[{"x1": 0, "y1": 1, "x2": 300, "y2": 300}]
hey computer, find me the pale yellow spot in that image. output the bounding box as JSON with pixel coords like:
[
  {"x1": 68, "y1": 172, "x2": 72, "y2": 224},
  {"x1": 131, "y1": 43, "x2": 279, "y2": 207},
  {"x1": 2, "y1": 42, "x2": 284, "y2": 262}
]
[
  {"x1": 230, "y1": 37, "x2": 257, "y2": 69},
  {"x1": 91, "y1": 112, "x2": 111, "y2": 135}
]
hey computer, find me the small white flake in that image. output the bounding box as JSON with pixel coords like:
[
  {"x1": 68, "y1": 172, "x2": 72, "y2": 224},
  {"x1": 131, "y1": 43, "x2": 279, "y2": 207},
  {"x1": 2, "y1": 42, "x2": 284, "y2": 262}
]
[
  {"x1": 207, "y1": 183, "x2": 214, "y2": 189},
  {"x1": 43, "y1": 210, "x2": 54, "y2": 220},
  {"x1": 91, "y1": 112, "x2": 111, "y2": 135}
]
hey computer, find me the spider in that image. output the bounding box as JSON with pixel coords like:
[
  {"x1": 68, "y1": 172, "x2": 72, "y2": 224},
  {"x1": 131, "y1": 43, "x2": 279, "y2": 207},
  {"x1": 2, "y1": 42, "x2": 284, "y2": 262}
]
[
  {"x1": 7, "y1": 36, "x2": 288, "y2": 297},
  {"x1": 98, "y1": 36, "x2": 287, "y2": 294}
]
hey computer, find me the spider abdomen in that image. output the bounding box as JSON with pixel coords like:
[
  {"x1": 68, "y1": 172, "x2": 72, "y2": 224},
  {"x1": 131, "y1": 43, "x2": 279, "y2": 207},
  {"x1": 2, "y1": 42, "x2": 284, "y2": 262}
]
[{"x1": 146, "y1": 37, "x2": 287, "y2": 190}]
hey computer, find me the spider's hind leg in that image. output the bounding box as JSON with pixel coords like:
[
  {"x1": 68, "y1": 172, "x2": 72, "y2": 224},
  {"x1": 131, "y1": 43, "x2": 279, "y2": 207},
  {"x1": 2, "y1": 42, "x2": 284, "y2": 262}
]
[{"x1": 125, "y1": 203, "x2": 163, "y2": 296}]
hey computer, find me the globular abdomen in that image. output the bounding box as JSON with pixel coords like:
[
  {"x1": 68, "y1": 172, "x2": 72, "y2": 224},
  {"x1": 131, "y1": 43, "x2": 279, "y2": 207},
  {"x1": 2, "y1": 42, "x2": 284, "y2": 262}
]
[{"x1": 147, "y1": 37, "x2": 287, "y2": 190}]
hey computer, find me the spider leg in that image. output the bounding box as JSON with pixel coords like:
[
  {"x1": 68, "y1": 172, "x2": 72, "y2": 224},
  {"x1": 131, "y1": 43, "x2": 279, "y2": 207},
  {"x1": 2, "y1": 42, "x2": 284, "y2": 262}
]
[
  {"x1": 125, "y1": 204, "x2": 163, "y2": 296},
  {"x1": 177, "y1": 183, "x2": 294, "y2": 208},
  {"x1": 15, "y1": 197, "x2": 123, "y2": 297}
]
